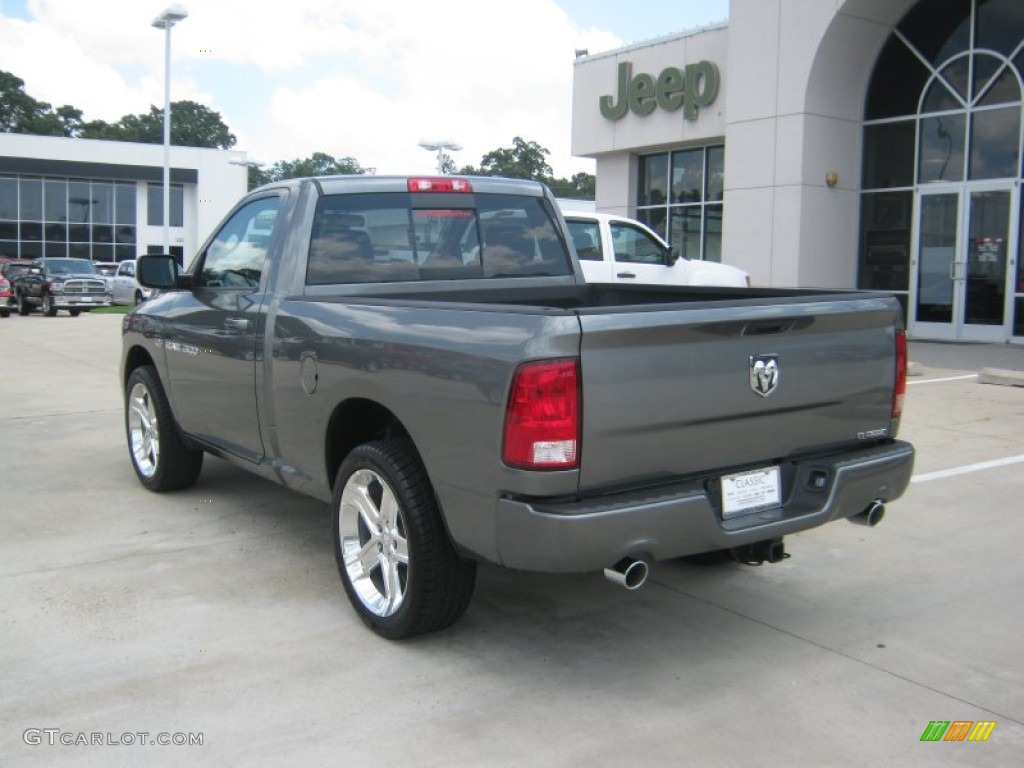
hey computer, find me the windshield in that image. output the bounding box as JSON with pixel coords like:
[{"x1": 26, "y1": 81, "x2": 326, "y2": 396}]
[
  {"x1": 2, "y1": 264, "x2": 32, "y2": 279},
  {"x1": 45, "y1": 259, "x2": 99, "y2": 275}
]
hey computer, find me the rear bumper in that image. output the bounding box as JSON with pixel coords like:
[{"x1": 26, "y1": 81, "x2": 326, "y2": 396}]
[{"x1": 494, "y1": 440, "x2": 915, "y2": 573}]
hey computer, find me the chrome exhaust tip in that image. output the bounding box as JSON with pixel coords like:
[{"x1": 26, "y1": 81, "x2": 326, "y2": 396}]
[
  {"x1": 604, "y1": 557, "x2": 649, "y2": 590},
  {"x1": 849, "y1": 500, "x2": 886, "y2": 527}
]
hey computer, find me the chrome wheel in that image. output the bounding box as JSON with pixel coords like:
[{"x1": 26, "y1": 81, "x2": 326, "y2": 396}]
[
  {"x1": 338, "y1": 468, "x2": 409, "y2": 617},
  {"x1": 124, "y1": 366, "x2": 202, "y2": 491},
  {"x1": 128, "y1": 381, "x2": 160, "y2": 479}
]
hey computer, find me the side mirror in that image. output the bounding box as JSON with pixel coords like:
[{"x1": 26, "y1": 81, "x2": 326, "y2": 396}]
[
  {"x1": 137, "y1": 254, "x2": 186, "y2": 290},
  {"x1": 664, "y1": 247, "x2": 680, "y2": 266}
]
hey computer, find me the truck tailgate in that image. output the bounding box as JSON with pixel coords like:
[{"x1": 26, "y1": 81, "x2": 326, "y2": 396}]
[{"x1": 576, "y1": 295, "x2": 902, "y2": 491}]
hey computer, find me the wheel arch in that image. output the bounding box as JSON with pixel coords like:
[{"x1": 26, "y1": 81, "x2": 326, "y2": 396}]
[
  {"x1": 325, "y1": 398, "x2": 413, "y2": 492},
  {"x1": 123, "y1": 345, "x2": 156, "y2": 391}
]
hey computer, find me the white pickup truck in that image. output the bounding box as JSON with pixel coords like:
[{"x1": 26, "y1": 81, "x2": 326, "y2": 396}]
[
  {"x1": 104, "y1": 260, "x2": 154, "y2": 305},
  {"x1": 563, "y1": 212, "x2": 750, "y2": 287}
]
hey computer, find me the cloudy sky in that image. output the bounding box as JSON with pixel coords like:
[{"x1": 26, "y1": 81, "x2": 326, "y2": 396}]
[{"x1": 0, "y1": 0, "x2": 729, "y2": 178}]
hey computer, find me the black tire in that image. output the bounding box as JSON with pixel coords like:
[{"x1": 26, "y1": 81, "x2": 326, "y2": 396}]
[
  {"x1": 42, "y1": 292, "x2": 57, "y2": 317},
  {"x1": 69, "y1": 309, "x2": 81, "y2": 317},
  {"x1": 332, "y1": 440, "x2": 476, "y2": 639},
  {"x1": 0, "y1": 307, "x2": 8, "y2": 318},
  {"x1": 17, "y1": 292, "x2": 31, "y2": 316},
  {"x1": 125, "y1": 366, "x2": 204, "y2": 491},
  {"x1": 134, "y1": 290, "x2": 144, "y2": 306}
]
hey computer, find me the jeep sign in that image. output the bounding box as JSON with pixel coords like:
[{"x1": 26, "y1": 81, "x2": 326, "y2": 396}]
[{"x1": 599, "y1": 60, "x2": 719, "y2": 121}]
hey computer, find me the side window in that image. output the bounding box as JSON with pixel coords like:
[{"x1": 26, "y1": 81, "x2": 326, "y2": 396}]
[
  {"x1": 610, "y1": 222, "x2": 666, "y2": 264},
  {"x1": 119, "y1": 262, "x2": 135, "y2": 278},
  {"x1": 199, "y1": 197, "x2": 281, "y2": 288},
  {"x1": 566, "y1": 220, "x2": 603, "y2": 261}
]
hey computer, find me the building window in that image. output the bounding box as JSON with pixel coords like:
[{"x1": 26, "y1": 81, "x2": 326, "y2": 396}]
[
  {"x1": 147, "y1": 183, "x2": 184, "y2": 227},
  {"x1": 0, "y1": 175, "x2": 137, "y2": 262},
  {"x1": 635, "y1": 145, "x2": 724, "y2": 261},
  {"x1": 860, "y1": 0, "x2": 1023, "y2": 334}
]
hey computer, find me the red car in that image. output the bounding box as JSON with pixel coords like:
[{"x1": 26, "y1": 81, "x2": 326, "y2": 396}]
[
  {"x1": 0, "y1": 273, "x2": 11, "y2": 318},
  {"x1": 0, "y1": 259, "x2": 34, "y2": 317}
]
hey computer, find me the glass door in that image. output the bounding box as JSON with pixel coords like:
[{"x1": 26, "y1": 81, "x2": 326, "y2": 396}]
[
  {"x1": 912, "y1": 190, "x2": 961, "y2": 340},
  {"x1": 911, "y1": 185, "x2": 1015, "y2": 341}
]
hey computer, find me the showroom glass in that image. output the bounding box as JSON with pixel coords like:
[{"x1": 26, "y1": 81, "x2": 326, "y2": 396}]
[
  {"x1": 1017, "y1": 196, "x2": 1024, "y2": 335},
  {"x1": 636, "y1": 146, "x2": 725, "y2": 261},
  {"x1": 147, "y1": 183, "x2": 184, "y2": 227},
  {"x1": 0, "y1": 175, "x2": 137, "y2": 261},
  {"x1": 965, "y1": 189, "x2": 1009, "y2": 325},
  {"x1": 859, "y1": 0, "x2": 1024, "y2": 336}
]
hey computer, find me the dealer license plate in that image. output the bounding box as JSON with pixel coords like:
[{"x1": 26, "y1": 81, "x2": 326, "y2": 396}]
[{"x1": 721, "y1": 466, "x2": 781, "y2": 518}]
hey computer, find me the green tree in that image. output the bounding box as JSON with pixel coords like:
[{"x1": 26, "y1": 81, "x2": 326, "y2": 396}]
[
  {"x1": 163, "y1": 101, "x2": 236, "y2": 149},
  {"x1": 248, "y1": 151, "x2": 370, "y2": 189},
  {"x1": 0, "y1": 70, "x2": 81, "y2": 136},
  {"x1": 547, "y1": 171, "x2": 596, "y2": 200},
  {"x1": 459, "y1": 137, "x2": 595, "y2": 200},
  {"x1": 80, "y1": 100, "x2": 236, "y2": 149},
  {"x1": 53, "y1": 105, "x2": 85, "y2": 137},
  {"x1": 478, "y1": 136, "x2": 553, "y2": 180}
]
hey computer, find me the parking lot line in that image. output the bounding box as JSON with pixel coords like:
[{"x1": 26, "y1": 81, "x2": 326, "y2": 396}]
[
  {"x1": 908, "y1": 374, "x2": 979, "y2": 386},
  {"x1": 911, "y1": 453, "x2": 1024, "y2": 483}
]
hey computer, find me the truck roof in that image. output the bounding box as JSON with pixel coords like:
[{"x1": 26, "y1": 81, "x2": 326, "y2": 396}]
[{"x1": 254, "y1": 175, "x2": 552, "y2": 198}]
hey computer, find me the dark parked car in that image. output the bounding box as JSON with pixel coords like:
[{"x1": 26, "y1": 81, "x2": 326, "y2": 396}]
[{"x1": 11, "y1": 257, "x2": 112, "y2": 316}]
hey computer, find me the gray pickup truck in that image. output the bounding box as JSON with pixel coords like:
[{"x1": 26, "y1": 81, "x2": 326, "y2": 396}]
[{"x1": 122, "y1": 175, "x2": 914, "y2": 639}]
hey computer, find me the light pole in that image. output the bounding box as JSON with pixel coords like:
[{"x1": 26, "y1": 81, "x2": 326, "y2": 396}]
[
  {"x1": 152, "y1": 4, "x2": 188, "y2": 255},
  {"x1": 418, "y1": 140, "x2": 461, "y2": 175}
]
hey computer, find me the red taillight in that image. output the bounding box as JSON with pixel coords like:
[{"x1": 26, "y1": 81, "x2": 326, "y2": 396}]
[
  {"x1": 503, "y1": 359, "x2": 580, "y2": 470},
  {"x1": 407, "y1": 177, "x2": 472, "y2": 193},
  {"x1": 893, "y1": 329, "x2": 907, "y2": 418}
]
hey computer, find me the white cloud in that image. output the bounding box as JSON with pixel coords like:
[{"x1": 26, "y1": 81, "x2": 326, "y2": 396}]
[{"x1": 2, "y1": 0, "x2": 625, "y2": 177}]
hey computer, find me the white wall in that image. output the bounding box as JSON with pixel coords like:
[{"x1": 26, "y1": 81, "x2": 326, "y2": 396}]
[
  {"x1": 722, "y1": 0, "x2": 915, "y2": 287},
  {"x1": 569, "y1": 0, "x2": 924, "y2": 288},
  {"x1": 572, "y1": 27, "x2": 728, "y2": 221},
  {"x1": 0, "y1": 132, "x2": 248, "y2": 262},
  {"x1": 572, "y1": 27, "x2": 728, "y2": 158}
]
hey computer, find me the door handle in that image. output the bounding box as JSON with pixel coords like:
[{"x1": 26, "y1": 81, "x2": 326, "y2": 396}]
[
  {"x1": 948, "y1": 261, "x2": 965, "y2": 281},
  {"x1": 616, "y1": 272, "x2": 636, "y2": 279},
  {"x1": 224, "y1": 317, "x2": 249, "y2": 331}
]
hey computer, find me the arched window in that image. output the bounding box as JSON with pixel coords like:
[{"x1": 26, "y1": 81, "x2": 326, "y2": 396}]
[{"x1": 859, "y1": 0, "x2": 1024, "y2": 337}]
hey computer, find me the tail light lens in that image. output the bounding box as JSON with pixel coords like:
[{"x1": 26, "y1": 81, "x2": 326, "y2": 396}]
[
  {"x1": 893, "y1": 329, "x2": 907, "y2": 419},
  {"x1": 503, "y1": 359, "x2": 580, "y2": 470}
]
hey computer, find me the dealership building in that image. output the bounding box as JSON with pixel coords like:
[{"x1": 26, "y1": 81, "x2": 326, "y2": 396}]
[
  {"x1": 572, "y1": 0, "x2": 1024, "y2": 343},
  {"x1": 0, "y1": 132, "x2": 247, "y2": 267}
]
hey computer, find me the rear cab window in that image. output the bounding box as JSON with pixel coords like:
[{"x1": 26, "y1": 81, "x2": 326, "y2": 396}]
[
  {"x1": 306, "y1": 192, "x2": 571, "y2": 285},
  {"x1": 566, "y1": 219, "x2": 603, "y2": 261}
]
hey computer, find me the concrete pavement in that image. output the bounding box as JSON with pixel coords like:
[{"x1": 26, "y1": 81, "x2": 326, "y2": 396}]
[{"x1": 1, "y1": 313, "x2": 1022, "y2": 766}]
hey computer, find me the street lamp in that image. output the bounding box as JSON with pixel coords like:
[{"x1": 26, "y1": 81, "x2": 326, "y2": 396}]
[
  {"x1": 418, "y1": 140, "x2": 461, "y2": 175},
  {"x1": 152, "y1": 4, "x2": 188, "y2": 255}
]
